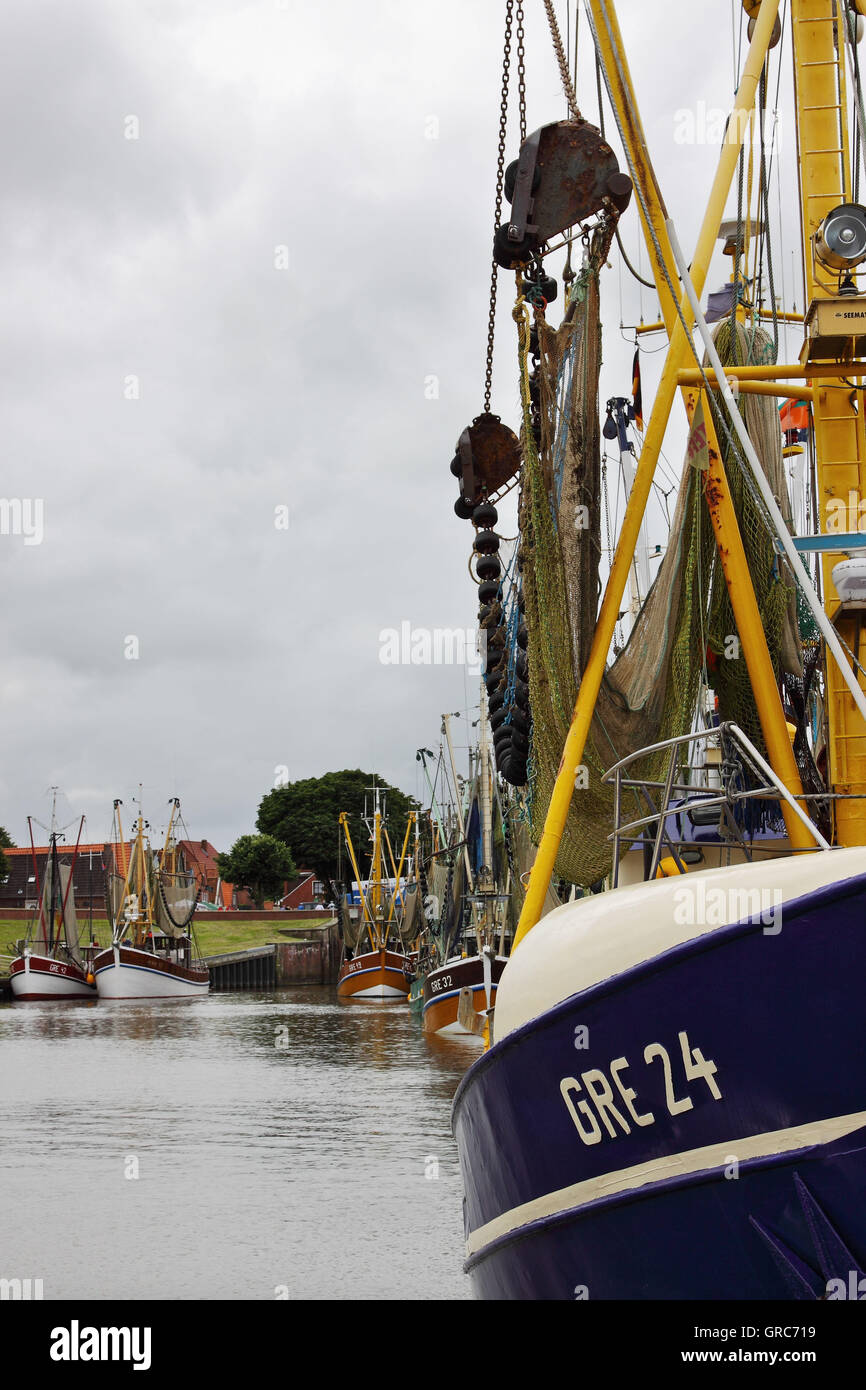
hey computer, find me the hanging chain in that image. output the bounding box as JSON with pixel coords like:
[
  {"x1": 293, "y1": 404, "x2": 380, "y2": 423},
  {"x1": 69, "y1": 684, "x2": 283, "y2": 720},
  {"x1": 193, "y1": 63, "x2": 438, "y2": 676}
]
[
  {"x1": 516, "y1": 0, "x2": 527, "y2": 141},
  {"x1": 484, "y1": 0, "x2": 515, "y2": 414},
  {"x1": 542, "y1": 0, "x2": 581, "y2": 121}
]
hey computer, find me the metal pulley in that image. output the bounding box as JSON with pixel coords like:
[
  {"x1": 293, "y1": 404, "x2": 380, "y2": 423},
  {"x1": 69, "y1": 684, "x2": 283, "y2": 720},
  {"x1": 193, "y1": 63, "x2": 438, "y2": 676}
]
[
  {"x1": 450, "y1": 412, "x2": 522, "y2": 513},
  {"x1": 493, "y1": 119, "x2": 633, "y2": 270}
]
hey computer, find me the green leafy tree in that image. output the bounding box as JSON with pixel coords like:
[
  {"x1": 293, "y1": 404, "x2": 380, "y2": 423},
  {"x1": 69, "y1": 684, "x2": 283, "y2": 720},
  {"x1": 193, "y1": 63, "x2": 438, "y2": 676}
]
[
  {"x1": 0, "y1": 827, "x2": 14, "y2": 849},
  {"x1": 257, "y1": 770, "x2": 419, "y2": 882},
  {"x1": 216, "y1": 834, "x2": 296, "y2": 910}
]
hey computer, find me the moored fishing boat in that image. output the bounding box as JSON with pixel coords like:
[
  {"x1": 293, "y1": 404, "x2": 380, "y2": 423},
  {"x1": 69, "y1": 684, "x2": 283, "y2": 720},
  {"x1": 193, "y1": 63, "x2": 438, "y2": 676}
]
[
  {"x1": 93, "y1": 796, "x2": 209, "y2": 1000},
  {"x1": 448, "y1": 0, "x2": 866, "y2": 1299},
  {"x1": 336, "y1": 787, "x2": 416, "y2": 1001},
  {"x1": 421, "y1": 695, "x2": 510, "y2": 1036},
  {"x1": 9, "y1": 805, "x2": 95, "y2": 1001}
]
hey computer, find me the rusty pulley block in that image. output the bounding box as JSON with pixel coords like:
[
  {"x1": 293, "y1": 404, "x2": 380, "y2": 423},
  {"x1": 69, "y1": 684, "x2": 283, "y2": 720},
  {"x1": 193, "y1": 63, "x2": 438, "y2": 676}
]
[
  {"x1": 450, "y1": 413, "x2": 522, "y2": 518},
  {"x1": 494, "y1": 118, "x2": 633, "y2": 269}
]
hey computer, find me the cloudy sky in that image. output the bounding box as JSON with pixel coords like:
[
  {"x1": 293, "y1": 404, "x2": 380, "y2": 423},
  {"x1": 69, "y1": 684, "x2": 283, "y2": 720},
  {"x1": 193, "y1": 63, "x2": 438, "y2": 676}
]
[{"x1": 0, "y1": 0, "x2": 805, "y2": 850}]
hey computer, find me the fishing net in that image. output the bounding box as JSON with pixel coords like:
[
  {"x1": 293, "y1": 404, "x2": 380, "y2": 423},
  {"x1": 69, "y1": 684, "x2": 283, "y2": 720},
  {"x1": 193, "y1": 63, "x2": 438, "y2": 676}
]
[
  {"x1": 518, "y1": 252, "x2": 804, "y2": 886},
  {"x1": 705, "y1": 320, "x2": 802, "y2": 743}
]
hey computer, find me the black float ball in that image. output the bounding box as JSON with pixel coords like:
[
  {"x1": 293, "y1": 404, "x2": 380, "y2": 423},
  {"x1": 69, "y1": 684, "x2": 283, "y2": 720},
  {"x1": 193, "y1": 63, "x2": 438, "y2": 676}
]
[
  {"x1": 475, "y1": 554, "x2": 502, "y2": 582},
  {"x1": 473, "y1": 529, "x2": 500, "y2": 556},
  {"x1": 472, "y1": 501, "x2": 498, "y2": 528}
]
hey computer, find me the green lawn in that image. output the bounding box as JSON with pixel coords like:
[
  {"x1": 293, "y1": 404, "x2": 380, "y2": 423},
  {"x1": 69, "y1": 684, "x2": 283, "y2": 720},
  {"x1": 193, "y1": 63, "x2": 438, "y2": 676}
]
[
  {"x1": 0, "y1": 917, "x2": 335, "y2": 961},
  {"x1": 194, "y1": 917, "x2": 335, "y2": 957}
]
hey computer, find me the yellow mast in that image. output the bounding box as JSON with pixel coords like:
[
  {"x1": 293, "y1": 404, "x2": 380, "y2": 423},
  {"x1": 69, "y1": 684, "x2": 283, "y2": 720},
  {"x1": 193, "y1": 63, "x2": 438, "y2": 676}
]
[
  {"x1": 587, "y1": 0, "x2": 809, "y2": 849},
  {"x1": 791, "y1": 0, "x2": 866, "y2": 845},
  {"x1": 513, "y1": 0, "x2": 794, "y2": 951},
  {"x1": 162, "y1": 797, "x2": 180, "y2": 874},
  {"x1": 387, "y1": 812, "x2": 416, "y2": 925},
  {"x1": 339, "y1": 811, "x2": 376, "y2": 949},
  {"x1": 370, "y1": 794, "x2": 383, "y2": 946}
]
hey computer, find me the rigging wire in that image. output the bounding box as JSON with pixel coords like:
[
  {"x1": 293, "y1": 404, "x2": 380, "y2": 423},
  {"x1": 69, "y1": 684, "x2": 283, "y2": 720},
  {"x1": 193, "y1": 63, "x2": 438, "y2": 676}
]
[
  {"x1": 594, "y1": 49, "x2": 656, "y2": 291},
  {"x1": 586, "y1": 1, "x2": 864, "y2": 684}
]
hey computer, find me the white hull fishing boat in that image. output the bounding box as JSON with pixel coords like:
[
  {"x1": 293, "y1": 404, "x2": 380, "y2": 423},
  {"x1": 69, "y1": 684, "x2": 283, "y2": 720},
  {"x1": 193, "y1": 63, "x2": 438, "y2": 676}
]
[
  {"x1": 94, "y1": 944, "x2": 210, "y2": 999},
  {"x1": 10, "y1": 954, "x2": 95, "y2": 1000},
  {"x1": 93, "y1": 796, "x2": 209, "y2": 1001},
  {"x1": 10, "y1": 807, "x2": 95, "y2": 1001}
]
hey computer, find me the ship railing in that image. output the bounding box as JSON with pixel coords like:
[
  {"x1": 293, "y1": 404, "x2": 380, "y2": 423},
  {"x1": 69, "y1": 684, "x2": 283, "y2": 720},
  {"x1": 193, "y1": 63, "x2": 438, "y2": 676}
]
[{"x1": 601, "y1": 721, "x2": 831, "y2": 887}]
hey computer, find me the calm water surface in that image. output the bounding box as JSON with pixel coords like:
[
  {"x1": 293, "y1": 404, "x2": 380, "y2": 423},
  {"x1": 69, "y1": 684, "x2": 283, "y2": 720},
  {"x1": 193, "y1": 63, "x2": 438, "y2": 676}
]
[{"x1": 0, "y1": 987, "x2": 474, "y2": 1299}]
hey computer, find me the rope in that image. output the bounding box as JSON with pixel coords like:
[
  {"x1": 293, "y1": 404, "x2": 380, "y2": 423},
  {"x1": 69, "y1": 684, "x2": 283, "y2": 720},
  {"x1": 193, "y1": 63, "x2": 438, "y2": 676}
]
[{"x1": 542, "y1": 0, "x2": 582, "y2": 121}]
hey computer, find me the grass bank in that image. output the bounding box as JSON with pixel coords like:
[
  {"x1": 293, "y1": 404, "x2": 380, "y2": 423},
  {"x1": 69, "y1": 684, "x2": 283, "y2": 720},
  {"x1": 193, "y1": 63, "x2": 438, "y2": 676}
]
[{"x1": 0, "y1": 917, "x2": 335, "y2": 961}]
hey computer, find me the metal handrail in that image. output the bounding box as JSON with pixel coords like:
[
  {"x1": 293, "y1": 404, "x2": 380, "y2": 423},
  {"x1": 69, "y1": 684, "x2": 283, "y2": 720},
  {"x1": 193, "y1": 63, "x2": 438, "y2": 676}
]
[{"x1": 601, "y1": 722, "x2": 831, "y2": 885}]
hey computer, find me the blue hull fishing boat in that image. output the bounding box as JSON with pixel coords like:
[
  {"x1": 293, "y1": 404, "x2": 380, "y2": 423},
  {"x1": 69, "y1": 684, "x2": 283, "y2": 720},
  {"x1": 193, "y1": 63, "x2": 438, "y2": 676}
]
[
  {"x1": 455, "y1": 846, "x2": 866, "y2": 1299},
  {"x1": 447, "y1": 0, "x2": 866, "y2": 1298}
]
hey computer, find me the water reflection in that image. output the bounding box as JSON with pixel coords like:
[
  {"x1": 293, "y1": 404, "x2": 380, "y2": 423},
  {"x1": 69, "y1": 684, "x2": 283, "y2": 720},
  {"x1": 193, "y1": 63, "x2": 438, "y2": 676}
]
[{"x1": 0, "y1": 985, "x2": 471, "y2": 1299}]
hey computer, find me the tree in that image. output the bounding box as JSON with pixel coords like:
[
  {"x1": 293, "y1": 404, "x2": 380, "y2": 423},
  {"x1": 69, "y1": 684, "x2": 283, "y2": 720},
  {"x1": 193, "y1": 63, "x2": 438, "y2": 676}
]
[
  {"x1": 216, "y1": 834, "x2": 296, "y2": 910},
  {"x1": 257, "y1": 770, "x2": 419, "y2": 883}
]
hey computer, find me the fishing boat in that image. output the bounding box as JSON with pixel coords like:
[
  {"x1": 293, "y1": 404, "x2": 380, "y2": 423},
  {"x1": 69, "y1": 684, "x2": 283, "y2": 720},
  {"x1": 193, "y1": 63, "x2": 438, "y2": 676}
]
[
  {"x1": 93, "y1": 797, "x2": 209, "y2": 1000},
  {"x1": 9, "y1": 803, "x2": 96, "y2": 1001},
  {"x1": 420, "y1": 698, "x2": 511, "y2": 1036},
  {"x1": 336, "y1": 788, "x2": 417, "y2": 1001},
  {"x1": 449, "y1": 0, "x2": 866, "y2": 1300}
]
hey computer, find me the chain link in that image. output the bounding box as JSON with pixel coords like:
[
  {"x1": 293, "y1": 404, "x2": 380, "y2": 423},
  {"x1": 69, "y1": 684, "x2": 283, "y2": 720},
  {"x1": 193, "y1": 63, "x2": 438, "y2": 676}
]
[
  {"x1": 484, "y1": 0, "x2": 515, "y2": 414},
  {"x1": 542, "y1": 0, "x2": 581, "y2": 122},
  {"x1": 516, "y1": 0, "x2": 527, "y2": 142}
]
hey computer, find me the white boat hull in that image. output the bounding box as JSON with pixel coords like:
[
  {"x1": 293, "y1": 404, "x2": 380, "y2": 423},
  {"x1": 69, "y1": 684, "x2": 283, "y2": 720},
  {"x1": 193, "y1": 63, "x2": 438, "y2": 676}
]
[
  {"x1": 94, "y1": 946, "x2": 209, "y2": 1000},
  {"x1": 9, "y1": 954, "x2": 96, "y2": 1001}
]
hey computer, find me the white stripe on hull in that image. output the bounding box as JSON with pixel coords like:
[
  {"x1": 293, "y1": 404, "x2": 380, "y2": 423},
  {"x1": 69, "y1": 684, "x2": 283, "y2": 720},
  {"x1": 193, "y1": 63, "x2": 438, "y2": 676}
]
[{"x1": 465, "y1": 1108, "x2": 866, "y2": 1258}]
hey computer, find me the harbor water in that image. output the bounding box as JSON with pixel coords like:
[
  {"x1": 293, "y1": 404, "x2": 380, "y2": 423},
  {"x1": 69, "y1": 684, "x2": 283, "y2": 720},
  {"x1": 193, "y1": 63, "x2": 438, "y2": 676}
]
[{"x1": 0, "y1": 987, "x2": 472, "y2": 1300}]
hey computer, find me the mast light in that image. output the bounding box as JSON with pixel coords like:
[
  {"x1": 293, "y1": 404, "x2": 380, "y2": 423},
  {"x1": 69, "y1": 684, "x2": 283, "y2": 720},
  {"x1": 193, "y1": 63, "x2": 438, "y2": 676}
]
[{"x1": 815, "y1": 204, "x2": 866, "y2": 271}]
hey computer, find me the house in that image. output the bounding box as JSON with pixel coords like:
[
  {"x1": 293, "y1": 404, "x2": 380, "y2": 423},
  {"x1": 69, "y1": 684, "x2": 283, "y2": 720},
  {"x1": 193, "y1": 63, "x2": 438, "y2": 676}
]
[
  {"x1": 277, "y1": 870, "x2": 326, "y2": 910},
  {"x1": 176, "y1": 839, "x2": 235, "y2": 907},
  {"x1": 0, "y1": 836, "x2": 325, "y2": 916},
  {"x1": 0, "y1": 844, "x2": 116, "y2": 913}
]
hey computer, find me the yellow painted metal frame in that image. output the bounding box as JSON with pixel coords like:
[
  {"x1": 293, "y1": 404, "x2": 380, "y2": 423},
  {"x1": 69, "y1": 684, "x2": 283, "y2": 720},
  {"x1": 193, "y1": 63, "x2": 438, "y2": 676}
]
[
  {"x1": 339, "y1": 811, "x2": 377, "y2": 949},
  {"x1": 791, "y1": 0, "x2": 866, "y2": 844},
  {"x1": 513, "y1": 0, "x2": 799, "y2": 951}
]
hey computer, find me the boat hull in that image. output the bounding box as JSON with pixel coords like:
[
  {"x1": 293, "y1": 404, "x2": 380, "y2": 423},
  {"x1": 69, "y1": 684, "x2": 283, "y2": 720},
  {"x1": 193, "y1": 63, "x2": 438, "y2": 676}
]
[
  {"x1": 93, "y1": 946, "x2": 210, "y2": 999},
  {"x1": 9, "y1": 954, "x2": 96, "y2": 1001},
  {"x1": 422, "y1": 955, "x2": 507, "y2": 1035},
  {"x1": 337, "y1": 948, "x2": 410, "y2": 1001},
  {"x1": 454, "y1": 868, "x2": 866, "y2": 1299}
]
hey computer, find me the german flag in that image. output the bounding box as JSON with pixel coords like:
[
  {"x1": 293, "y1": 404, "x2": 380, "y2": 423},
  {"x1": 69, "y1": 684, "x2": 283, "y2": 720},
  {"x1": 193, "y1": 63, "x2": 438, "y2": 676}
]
[{"x1": 630, "y1": 347, "x2": 643, "y2": 430}]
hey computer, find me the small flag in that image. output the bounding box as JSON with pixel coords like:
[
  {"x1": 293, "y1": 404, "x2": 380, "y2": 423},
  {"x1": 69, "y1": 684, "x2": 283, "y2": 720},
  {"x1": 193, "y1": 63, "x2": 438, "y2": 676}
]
[
  {"x1": 630, "y1": 348, "x2": 643, "y2": 430},
  {"x1": 705, "y1": 283, "x2": 737, "y2": 324}
]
